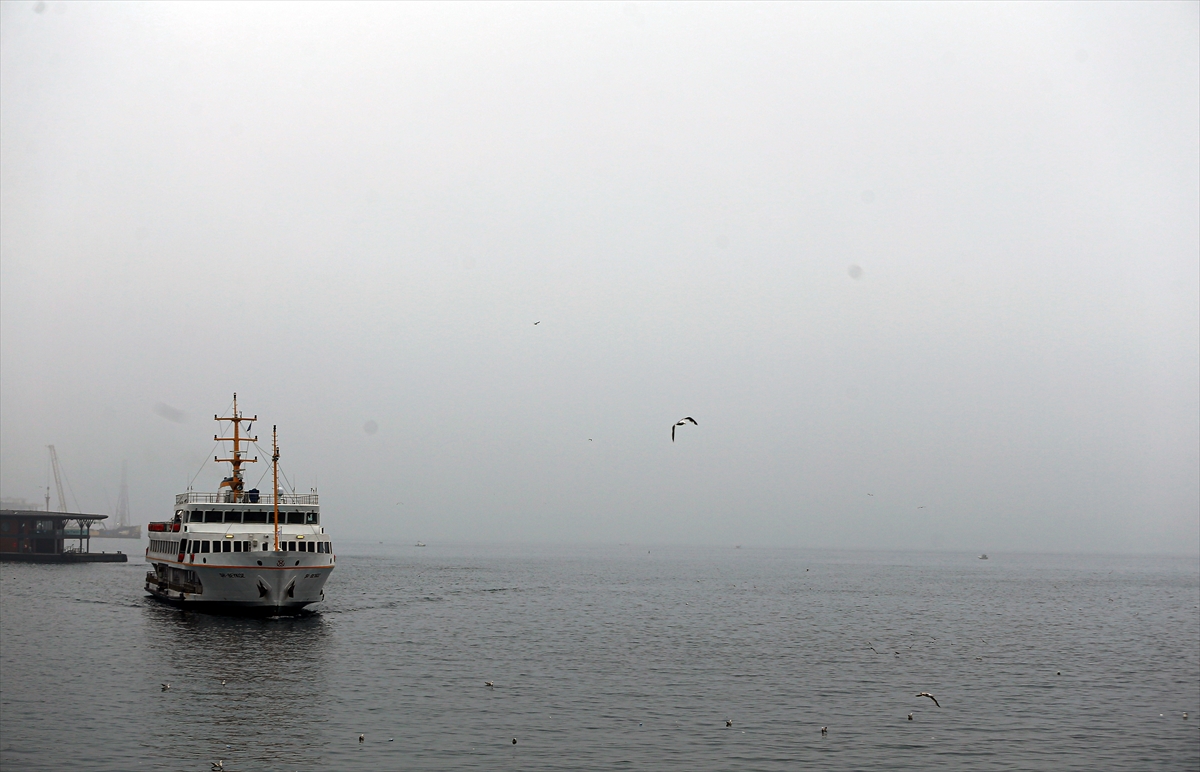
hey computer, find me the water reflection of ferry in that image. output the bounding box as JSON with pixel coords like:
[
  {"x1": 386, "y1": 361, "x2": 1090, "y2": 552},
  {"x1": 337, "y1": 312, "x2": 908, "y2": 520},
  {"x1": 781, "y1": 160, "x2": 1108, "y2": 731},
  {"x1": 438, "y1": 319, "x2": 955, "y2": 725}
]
[{"x1": 144, "y1": 396, "x2": 335, "y2": 615}]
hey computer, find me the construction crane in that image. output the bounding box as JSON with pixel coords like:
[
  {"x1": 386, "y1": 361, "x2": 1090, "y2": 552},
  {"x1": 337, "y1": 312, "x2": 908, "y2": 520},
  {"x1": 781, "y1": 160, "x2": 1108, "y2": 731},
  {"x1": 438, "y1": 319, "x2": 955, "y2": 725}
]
[
  {"x1": 114, "y1": 461, "x2": 130, "y2": 529},
  {"x1": 47, "y1": 445, "x2": 69, "y2": 513}
]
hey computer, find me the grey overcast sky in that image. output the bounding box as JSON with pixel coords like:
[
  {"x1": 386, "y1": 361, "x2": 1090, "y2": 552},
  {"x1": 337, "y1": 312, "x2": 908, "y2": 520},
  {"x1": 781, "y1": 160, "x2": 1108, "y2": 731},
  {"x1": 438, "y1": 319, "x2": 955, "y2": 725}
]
[{"x1": 1, "y1": 1, "x2": 1196, "y2": 553}]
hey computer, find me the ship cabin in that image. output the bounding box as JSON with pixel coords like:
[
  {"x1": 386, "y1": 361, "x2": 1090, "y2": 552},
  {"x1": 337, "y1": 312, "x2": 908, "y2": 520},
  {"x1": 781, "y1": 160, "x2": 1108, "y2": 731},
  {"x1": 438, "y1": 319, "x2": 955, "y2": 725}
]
[{"x1": 146, "y1": 491, "x2": 332, "y2": 561}]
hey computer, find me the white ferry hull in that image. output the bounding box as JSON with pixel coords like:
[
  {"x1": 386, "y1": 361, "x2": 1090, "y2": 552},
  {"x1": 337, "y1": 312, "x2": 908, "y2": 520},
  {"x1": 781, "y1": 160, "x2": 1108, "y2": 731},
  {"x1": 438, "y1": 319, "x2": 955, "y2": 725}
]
[{"x1": 145, "y1": 552, "x2": 333, "y2": 616}]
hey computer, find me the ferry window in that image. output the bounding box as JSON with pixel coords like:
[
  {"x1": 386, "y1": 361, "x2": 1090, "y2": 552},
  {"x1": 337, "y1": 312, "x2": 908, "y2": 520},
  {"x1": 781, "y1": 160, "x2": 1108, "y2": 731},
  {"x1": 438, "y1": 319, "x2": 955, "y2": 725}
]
[
  {"x1": 242, "y1": 541, "x2": 250, "y2": 552},
  {"x1": 200, "y1": 541, "x2": 210, "y2": 553},
  {"x1": 308, "y1": 541, "x2": 315, "y2": 552},
  {"x1": 222, "y1": 540, "x2": 231, "y2": 552},
  {"x1": 233, "y1": 541, "x2": 242, "y2": 552},
  {"x1": 287, "y1": 513, "x2": 304, "y2": 525},
  {"x1": 189, "y1": 511, "x2": 203, "y2": 522},
  {"x1": 223, "y1": 511, "x2": 242, "y2": 524},
  {"x1": 262, "y1": 543, "x2": 268, "y2": 551},
  {"x1": 244, "y1": 511, "x2": 268, "y2": 524},
  {"x1": 289, "y1": 541, "x2": 297, "y2": 551},
  {"x1": 305, "y1": 513, "x2": 320, "y2": 525},
  {"x1": 204, "y1": 511, "x2": 223, "y2": 523}
]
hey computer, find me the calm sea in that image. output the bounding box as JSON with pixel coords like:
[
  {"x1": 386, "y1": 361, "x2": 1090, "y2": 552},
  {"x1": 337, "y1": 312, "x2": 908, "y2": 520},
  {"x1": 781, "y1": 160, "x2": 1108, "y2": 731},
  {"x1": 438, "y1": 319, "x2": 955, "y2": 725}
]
[{"x1": 2, "y1": 543, "x2": 1198, "y2": 771}]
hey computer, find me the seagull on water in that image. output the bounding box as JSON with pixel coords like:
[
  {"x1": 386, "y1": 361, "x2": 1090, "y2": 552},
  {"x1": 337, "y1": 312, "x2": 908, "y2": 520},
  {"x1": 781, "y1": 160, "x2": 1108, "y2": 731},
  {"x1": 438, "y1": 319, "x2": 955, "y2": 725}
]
[
  {"x1": 726, "y1": 719, "x2": 733, "y2": 727},
  {"x1": 485, "y1": 681, "x2": 494, "y2": 689},
  {"x1": 512, "y1": 738, "x2": 517, "y2": 745},
  {"x1": 820, "y1": 726, "x2": 828, "y2": 735},
  {"x1": 672, "y1": 417, "x2": 697, "y2": 442},
  {"x1": 211, "y1": 762, "x2": 223, "y2": 771},
  {"x1": 161, "y1": 683, "x2": 170, "y2": 691},
  {"x1": 220, "y1": 679, "x2": 226, "y2": 686},
  {"x1": 359, "y1": 734, "x2": 365, "y2": 743},
  {"x1": 907, "y1": 712, "x2": 913, "y2": 721},
  {"x1": 916, "y1": 692, "x2": 940, "y2": 707}
]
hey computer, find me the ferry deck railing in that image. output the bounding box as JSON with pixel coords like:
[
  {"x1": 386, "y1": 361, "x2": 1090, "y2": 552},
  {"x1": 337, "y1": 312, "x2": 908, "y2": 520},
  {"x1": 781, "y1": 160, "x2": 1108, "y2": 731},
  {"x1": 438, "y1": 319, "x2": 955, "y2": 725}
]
[{"x1": 175, "y1": 492, "x2": 318, "y2": 506}]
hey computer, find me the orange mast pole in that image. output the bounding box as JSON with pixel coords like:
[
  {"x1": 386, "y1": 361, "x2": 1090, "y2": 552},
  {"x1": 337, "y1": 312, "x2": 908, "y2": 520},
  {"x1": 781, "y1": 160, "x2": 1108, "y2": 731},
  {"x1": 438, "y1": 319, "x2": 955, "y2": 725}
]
[
  {"x1": 215, "y1": 393, "x2": 258, "y2": 500},
  {"x1": 272, "y1": 425, "x2": 280, "y2": 552}
]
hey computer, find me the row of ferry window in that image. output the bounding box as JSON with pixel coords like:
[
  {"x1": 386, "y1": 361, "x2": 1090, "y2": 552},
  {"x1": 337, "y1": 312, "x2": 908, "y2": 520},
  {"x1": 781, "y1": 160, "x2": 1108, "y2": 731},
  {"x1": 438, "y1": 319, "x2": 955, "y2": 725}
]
[
  {"x1": 183, "y1": 510, "x2": 319, "y2": 525},
  {"x1": 178, "y1": 538, "x2": 331, "y2": 554}
]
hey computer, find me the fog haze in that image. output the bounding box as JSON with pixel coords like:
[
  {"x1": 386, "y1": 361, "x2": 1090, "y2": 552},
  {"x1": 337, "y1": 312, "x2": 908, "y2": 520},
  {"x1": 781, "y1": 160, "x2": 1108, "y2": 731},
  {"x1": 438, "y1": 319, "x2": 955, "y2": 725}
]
[{"x1": 1, "y1": 2, "x2": 1197, "y2": 552}]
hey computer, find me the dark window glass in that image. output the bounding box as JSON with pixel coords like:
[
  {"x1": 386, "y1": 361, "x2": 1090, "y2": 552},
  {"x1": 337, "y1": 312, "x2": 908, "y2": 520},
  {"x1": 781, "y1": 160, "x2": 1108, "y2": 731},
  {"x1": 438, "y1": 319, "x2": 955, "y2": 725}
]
[
  {"x1": 243, "y1": 541, "x2": 250, "y2": 552},
  {"x1": 222, "y1": 540, "x2": 230, "y2": 552},
  {"x1": 287, "y1": 513, "x2": 304, "y2": 525},
  {"x1": 305, "y1": 512, "x2": 320, "y2": 525},
  {"x1": 243, "y1": 511, "x2": 268, "y2": 524},
  {"x1": 201, "y1": 541, "x2": 210, "y2": 553},
  {"x1": 308, "y1": 541, "x2": 315, "y2": 552},
  {"x1": 262, "y1": 543, "x2": 268, "y2": 551},
  {"x1": 189, "y1": 511, "x2": 203, "y2": 522},
  {"x1": 233, "y1": 541, "x2": 242, "y2": 552},
  {"x1": 204, "y1": 511, "x2": 223, "y2": 523},
  {"x1": 223, "y1": 511, "x2": 242, "y2": 524}
]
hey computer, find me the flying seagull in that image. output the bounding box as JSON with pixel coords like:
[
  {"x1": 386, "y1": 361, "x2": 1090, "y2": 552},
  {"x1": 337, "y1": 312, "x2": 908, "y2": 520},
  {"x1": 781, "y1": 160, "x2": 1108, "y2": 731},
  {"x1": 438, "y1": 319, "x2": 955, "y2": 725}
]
[
  {"x1": 916, "y1": 692, "x2": 940, "y2": 707},
  {"x1": 907, "y1": 712, "x2": 914, "y2": 721},
  {"x1": 726, "y1": 719, "x2": 733, "y2": 727},
  {"x1": 533, "y1": 321, "x2": 540, "y2": 325},
  {"x1": 211, "y1": 761, "x2": 223, "y2": 771},
  {"x1": 359, "y1": 734, "x2": 365, "y2": 743},
  {"x1": 672, "y1": 416, "x2": 698, "y2": 442}
]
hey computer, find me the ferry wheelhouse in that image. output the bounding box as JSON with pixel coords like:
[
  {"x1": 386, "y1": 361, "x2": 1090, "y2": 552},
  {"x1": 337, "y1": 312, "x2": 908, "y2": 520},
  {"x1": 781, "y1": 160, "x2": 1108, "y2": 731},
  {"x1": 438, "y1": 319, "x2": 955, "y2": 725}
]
[{"x1": 144, "y1": 396, "x2": 334, "y2": 615}]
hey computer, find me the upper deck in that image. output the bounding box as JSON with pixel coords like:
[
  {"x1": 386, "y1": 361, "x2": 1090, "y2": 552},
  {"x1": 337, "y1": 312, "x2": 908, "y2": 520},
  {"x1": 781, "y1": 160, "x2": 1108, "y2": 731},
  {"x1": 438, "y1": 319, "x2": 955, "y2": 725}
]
[{"x1": 176, "y1": 492, "x2": 318, "y2": 506}]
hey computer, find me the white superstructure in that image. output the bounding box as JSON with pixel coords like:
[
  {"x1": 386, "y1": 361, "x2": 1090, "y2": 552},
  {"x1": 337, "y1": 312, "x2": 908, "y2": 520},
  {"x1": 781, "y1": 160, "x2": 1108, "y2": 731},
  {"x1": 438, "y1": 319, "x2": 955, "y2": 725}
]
[{"x1": 144, "y1": 395, "x2": 334, "y2": 615}]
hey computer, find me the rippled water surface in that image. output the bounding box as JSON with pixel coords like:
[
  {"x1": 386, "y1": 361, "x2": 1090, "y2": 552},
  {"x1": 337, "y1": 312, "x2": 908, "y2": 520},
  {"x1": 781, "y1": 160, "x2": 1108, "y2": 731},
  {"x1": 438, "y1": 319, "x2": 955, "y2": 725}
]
[{"x1": 2, "y1": 544, "x2": 1198, "y2": 771}]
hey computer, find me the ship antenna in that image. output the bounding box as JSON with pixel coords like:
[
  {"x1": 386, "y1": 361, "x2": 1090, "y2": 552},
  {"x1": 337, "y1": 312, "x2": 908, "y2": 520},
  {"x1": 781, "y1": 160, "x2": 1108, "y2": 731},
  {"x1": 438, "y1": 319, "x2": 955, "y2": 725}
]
[
  {"x1": 214, "y1": 393, "x2": 258, "y2": 502},
  {"x1": 272, "y1": 425, "x2": 280, "y2": 552}
]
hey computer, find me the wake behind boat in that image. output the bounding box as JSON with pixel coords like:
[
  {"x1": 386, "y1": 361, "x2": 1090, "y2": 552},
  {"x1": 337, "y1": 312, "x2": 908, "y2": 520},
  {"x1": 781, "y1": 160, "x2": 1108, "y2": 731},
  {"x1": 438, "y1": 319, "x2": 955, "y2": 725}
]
[{"x1": 144, "y1": 395, "x2": 334, "y2": 615}]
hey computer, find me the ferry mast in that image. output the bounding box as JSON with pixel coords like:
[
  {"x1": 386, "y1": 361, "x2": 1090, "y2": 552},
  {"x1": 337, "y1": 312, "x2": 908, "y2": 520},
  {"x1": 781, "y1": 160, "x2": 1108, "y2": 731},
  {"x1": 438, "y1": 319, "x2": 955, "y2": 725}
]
[{"x1": 214, "y1": 393, "x2": 258, "y2": 502}]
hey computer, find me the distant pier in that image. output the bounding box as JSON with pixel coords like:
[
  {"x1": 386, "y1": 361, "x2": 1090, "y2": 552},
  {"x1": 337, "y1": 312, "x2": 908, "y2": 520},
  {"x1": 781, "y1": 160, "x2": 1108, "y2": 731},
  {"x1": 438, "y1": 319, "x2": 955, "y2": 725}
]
[{"x1": 0, "y1": 510, "x2": 129, "y2": 563}]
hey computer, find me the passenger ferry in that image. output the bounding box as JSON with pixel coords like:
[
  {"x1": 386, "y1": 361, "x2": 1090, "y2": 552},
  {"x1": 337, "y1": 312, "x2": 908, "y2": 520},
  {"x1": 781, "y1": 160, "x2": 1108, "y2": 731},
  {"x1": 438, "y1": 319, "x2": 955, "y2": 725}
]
[{"x1": 144, "y1": 396, "x2": 334, "y2": 615}]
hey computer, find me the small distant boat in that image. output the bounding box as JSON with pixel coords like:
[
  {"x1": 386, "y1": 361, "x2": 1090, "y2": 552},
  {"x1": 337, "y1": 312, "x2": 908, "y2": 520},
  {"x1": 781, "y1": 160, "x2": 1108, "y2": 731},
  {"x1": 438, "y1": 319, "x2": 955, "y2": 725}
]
[
  {"x1": 979, "y1": 554, "x2": 989, "y2": 560},
  {"x1": 415, "y1": 542, "x2": 426, "y2": 547}
]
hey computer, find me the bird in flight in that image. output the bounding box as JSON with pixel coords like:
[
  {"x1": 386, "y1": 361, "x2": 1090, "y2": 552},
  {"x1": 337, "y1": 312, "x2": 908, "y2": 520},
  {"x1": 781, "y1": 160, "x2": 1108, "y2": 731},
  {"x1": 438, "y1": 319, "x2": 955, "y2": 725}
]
[
  {"x1": 907, "y1": 712, "x2": 913, "y2": 721},
  {"x1": 672, "y1": 417, "x2": 698, "y2": 442},
  {"x1": 916, "y1": 692, "x2": 940, "y2": 707},
  {"x1": 533, "y1": 321, "x2": 540, "y2": 325}
]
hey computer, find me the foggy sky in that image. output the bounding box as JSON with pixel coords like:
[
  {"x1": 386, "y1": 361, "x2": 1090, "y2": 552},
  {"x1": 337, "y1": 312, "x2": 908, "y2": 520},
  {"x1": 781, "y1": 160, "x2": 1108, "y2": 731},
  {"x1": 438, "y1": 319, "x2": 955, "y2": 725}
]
[{"x1": 1, "y1": 1, "x2": 1197, "y2": 553}]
